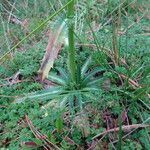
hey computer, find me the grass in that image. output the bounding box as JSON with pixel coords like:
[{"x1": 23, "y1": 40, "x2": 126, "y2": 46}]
[{"x1": 0, "y1": 0, "x2": 150, "y2": 149}]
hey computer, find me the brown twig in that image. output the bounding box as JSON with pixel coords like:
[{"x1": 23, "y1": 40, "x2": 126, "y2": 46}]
[
  {"x1": 0, "y1": 105, "x2": 7, "y2": 108},
  {"x1": 88, "y1": 134, "x2": 106, "y2": 150},
  {"x1": 112, "y1": 117, "x2": 150, "y2": 144},
  {"x1": 25, "y1": 115, "x2": 60, "y2": 150},
  {"x1": 92, "y1": 124, "x2": 150, "y2": 140},
  {"x1": 119, "y1": 74, "x2": 139, "y2": 88},
  {"x1": 0, "y1": 79, "x2": 31, "y2": 87},
  {"x1": 119, "y1": 74, "x2": 150, "y2": 98}
]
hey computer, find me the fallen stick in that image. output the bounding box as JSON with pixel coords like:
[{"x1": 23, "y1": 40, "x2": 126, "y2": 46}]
[
  {"x1": 119, "y1": 74, "x2": 150, "y2": 98},
  {"x1": 92, "y1": 124, "x2": 150, "y2": 140},
  {"x1": 25, "y1": 115, "x2": 60, "y2": 150}
]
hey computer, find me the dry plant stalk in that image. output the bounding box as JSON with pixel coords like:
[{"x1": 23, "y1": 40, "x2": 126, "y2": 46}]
[
  {"x1": 119, "y1": 74, "x2": 150, "y2": 98},
  {"x1": 92, "y1": 124, "x2": 150, "y2": 140},
  {"x1": 25, "y1": 115, "x2": 60, "y2": 150}
]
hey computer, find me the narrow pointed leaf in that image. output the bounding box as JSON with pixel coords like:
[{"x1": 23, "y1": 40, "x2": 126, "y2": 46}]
[
  {"x1": 55, "y1": 67, "x2": 69, "y2": 80},
  {"x1": 81, "y1": 57, "x2": 91, "y2": 78},
  {"x1": 48, "y1": 73, "x2": 66, "y2": 85},
  {"x1": 82, "y1": 67, "x2": 105, "y2": 85},
  {"x1": 14, "y1": 86, "x2": 65, "y2": 103},
  {"x1": 87, "y1": 77, "x2": 106, "y2": 86}
]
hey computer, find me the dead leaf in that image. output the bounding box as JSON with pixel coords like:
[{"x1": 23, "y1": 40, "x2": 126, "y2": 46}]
[
  {"x1": 10, "y1": 17, "x2": 22, "y2": 25},
  {"x1": 121, "y1": 109, "x2": 129, "y2": 125},
  {"x1": 7, "y1": 71, "x2": 22, "y2": 85},
  {"x1": 21, "y1": 141, "x2": 37, "y2": 148},
  {"x1": 64, "y1": 137, "x2": 75, "y2": 145},
  {"x1": 10, "y1": 17, "x2": 29, "y2": 35},
  {"x1": 38, "y1": 21, "x2": 66, "y2": 81},
  {"x1": 21, "y1": 19, "x2": 28, "y2": 29}
]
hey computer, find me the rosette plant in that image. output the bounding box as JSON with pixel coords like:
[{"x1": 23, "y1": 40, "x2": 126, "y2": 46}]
[{"x1": 15, "y1": 0, "x2": 106, "y2": 113}]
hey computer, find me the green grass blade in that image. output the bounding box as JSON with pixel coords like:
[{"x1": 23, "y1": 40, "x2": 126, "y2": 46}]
[
  {"x1": 81, "y1": 57, "x2": 91, "y2": 78},
  {"x1": 82, "y1": 67, "x2": 105, "y2": 85},
  {"x1": 56, "y1": 67, "x2": 69, "y2": 80},
  {"x1": 67, "y1": 0, "x2": 77, "y2": 83},
  {"x1": 14, "y1": 86, "x2": 65, "y2": 103},
  {"x1": 48, "y1": 73, "x2": 67, "y2": 85},
  {"x1": 75, "y1": 93, "x2": 83, "y2": 110},
  {"x1": 86, "y1": 77, "x2": 105, "y2": 87}
]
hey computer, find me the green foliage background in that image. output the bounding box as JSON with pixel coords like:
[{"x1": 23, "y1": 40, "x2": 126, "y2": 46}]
[{"x1": 0, "y1": 0, "x2": 149, "y2": 149}]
